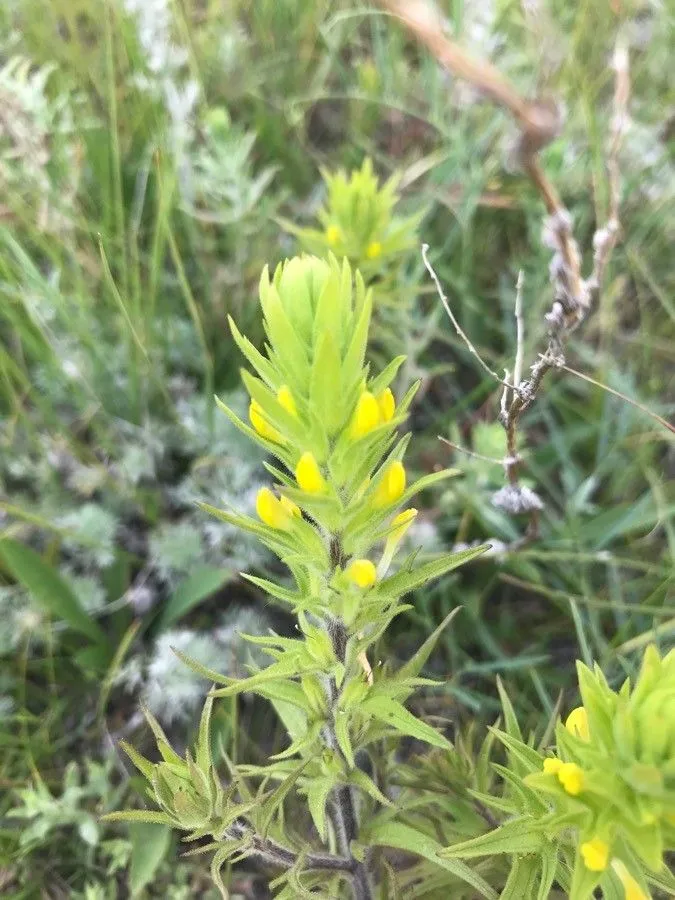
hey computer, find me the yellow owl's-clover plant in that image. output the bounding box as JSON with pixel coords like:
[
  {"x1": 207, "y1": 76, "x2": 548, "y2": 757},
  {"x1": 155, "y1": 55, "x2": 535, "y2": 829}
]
[
  {"x1": 286, "y1": 158, "x2": 422, "y2": 279},
  {"x1": 442, "y1": 645, "x2": 675, "y2": 900},
  {"x1": 107, "y1": 253, "x2": 484, "y2": 898}
]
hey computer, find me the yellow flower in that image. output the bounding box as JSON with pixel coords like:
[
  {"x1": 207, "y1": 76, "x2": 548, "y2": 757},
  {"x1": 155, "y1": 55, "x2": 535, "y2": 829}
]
[
  {"x1": 279, "y1": 495, "x2": 301, "y2": 518},
  {"x1": 325, "y1": 224, "x2": 342, "y2": 245},
  {"x1": 388, "y1": 508, "x2": 417, "y2": 542},
  {"x1": 580, "y1": 837, "x2": 610, "y2": 872},
  {"x1": 256, "y1": 488, "x2": 294, "y2": 530},
  {"x1": 295, "y1": 452, "x2": 326, "y2": 493},
  {"x1": 277, "y1": 385, "x2": 297, "y2": 417},
  {"x1": 558, "y1": 762, "x2": 584, "y2": 796},
  {"x1": 612, "y1": 860, "x2": 650, "y2": 900},
  {"x1": 249, "y1": 399, "x2": 282, "y2": 442},
  {"x1": 373, "y1": 461, "x2": 406, "y2": 508},
  {"x1": 376, "y1": 387, "x2": 395, "y2": 422},
  {"x1": 377, "y1": 508, "x2": 418, "y2": 577},
  {"x1": 346, "y1": 559, "x2": 377, "y2": 588},
  {"x1": 366, "y1": 240, "x2": 382, "y2": 259},
  {"x1": 350, "y1": 391, "x2": 380, "y2": 438},
  {"x1": 566, "y1": 706, "x2": 590, "y2": 741},
  {"x1": 543, "y1": 757, "x2": 563, "y2": 775}
]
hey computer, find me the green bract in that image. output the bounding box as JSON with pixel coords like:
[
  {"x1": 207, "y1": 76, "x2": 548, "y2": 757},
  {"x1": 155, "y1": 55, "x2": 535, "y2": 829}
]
[{"x1": 284, "y1": 159, "x2": 422, "y2": 277}]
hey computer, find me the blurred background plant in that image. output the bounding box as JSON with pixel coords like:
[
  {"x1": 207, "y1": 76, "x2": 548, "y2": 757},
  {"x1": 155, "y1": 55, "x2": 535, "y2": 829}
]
[{"x1": 0, "y1": 0, "x2": 673, "y2": 895}]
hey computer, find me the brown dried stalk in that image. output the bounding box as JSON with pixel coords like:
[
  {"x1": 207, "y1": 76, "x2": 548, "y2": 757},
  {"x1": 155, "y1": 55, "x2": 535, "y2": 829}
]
[{"x1": 378, "y1": 0, "x2": 629, "y2": 544}]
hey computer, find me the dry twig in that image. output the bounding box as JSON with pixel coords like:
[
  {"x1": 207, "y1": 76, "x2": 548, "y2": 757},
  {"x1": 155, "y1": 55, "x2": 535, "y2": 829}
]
[{"x1": 378, "y1": 0, "x2": 630, "y2": 545}]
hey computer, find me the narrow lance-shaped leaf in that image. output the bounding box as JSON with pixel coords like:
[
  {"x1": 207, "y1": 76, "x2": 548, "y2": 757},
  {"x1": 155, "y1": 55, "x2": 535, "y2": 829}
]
[
  {"x1": 377, "y1": 544, "x2": 489, "y2": 600},
  {"x1": 361, "y1": 695, "x2": 453, "y2": 751},
  {"x1": 364, "y1": 821, "x2": 497, "y2": 900},
  {"x1": 398, "y1": 606, "x2": 463, "y2": 682},
  {"x1": 439, "y1": 817, "x2": 545, "y2": 859},
  {"x1": 0, "y1": 538, "x2": 105, "y2": 643}
]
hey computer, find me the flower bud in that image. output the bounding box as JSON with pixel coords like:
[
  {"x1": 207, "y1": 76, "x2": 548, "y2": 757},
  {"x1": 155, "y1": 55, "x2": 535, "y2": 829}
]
[
  {"x1": 249, "y1": 399, "x2": 282, "y2": 443},
  {"x1": 279, "y1": 495, "x2": 301, "y2": 518},
  {"x1": 377, "y1": 387, "x2": 395, "y2": 422},
  {"x1": 366, "y1": 240, "x2": 382, "y2": 259},
  {"x1": 350, "y1": 391, "x2": 380, "y2": 439},
  {"x1": 346, "y1": 559, "x2": 377, "y2": 588},
  {"x1": 580, "y1": 837, "x2": 609, "y2": 872},
  {"x1": 373, "y1": 461, "x2": 406, "y2": 508},
  {"x1": 256, "y1": 487, "x2": 293, "y2": 530},
  {"x1": 565, "y1": 706, "x2": 590, "y2": 741},
  {"x1": 558, "y1": 762, "x2": 584, "y2": 796},
  {"x1": 295, "y1": 452, "x2": 326, "y2": 494},
  {"x1": 542, "y1": 757, "x2": 562, "y2": 775}
]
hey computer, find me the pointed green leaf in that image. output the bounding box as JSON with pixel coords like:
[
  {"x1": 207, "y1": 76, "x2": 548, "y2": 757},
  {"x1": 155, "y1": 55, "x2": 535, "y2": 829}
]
[
  {"x1": 305, "y1": 776, "x2": 335, "y2": 842},
  {"x1": 348, "y1": 768, "x2": 393, "y2": 808},
  {"x1": 440, "y1": 818, "x2": 544, "y2": 859},
  {"x1": 398, "y1": 607, "x2": 463, "y2": 682},
  {"x1": 500, "y1": 854, "x2": 540, "y2": 900},
  {"x1": 362, "y1": 695, "x2": 452, "y2": 750},
  {"x1": 228, "y1": 314, "x2": 278, "y2": 388},
  {"x1": 537, "y1": 844, "x2": 559, "y2": 900},
  {"x1": 119, "y1": 741, "x2": 155, "y2": 781},
  {"x1": 365, "y1": 822, "x2": 497, "y2": 899},
  {"x1": 156, "y1": 567, "x2": 230, "y2": 632},
  {"x1": 0, "y1": 538, "x2": 105, "y2": 643},
  {"x1": 129, "y1": 823, "x2": 172, "y2": 898},
  {"x1": 310, "y1": 332, "x2": 344, "y2": 435},
  {"x1": 377, "y1": 545, "x2": 489, "y2": 600},
  {"x1": 196, "y1": 694, "x2": 214, "y2": 773}
]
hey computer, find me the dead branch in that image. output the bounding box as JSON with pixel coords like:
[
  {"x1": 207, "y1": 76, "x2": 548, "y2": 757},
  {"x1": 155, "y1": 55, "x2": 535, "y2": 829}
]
[{"x1": 379, "y1": 0, "x2": 630, "y2": 546}]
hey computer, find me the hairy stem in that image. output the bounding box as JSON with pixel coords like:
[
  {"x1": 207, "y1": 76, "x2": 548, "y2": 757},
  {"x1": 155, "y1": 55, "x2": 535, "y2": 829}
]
[
  {"x1": 324, "y1": 618, "x2": 374, "y2": 900},
  {"x1": 230, "y1": 821, "x2": 353, "y2": 873}
]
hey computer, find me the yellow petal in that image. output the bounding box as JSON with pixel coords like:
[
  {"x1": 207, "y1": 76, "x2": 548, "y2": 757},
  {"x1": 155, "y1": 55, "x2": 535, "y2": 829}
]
[
  {"x1": 279, "y1": 495, "x2": 301, "y2": 518},
  {"x1": 388, "y1": 508, "x2": 417, "y2": 543},
  {"x1": 580, "y1": 837, "x2": 609, "y2": 872},
  {"x1": 542, "y1": 757, "x2": 563, "y2": 775},
  {"x1": 565, "y1": 706, "x2": 590, "y2": 741},
  {"x1": 256, "y1": 487, "x2": 290, "y2": 530},
  {"x1": 366, "y1": 240, "x2": 382, "y2": 259},
  {"x1": 558, "y1": 762, "x2": 584, "y2": 796},
  {"x1": 346, "y1": 559, "x2": 377, "y2": 588},
  {"x1": 295, "y1": 452, "x2": 326, "y2": 494},
  {"x1": 377, "y1": 387, "x2": 395, "y2": 422},
  {"x1": 277, "y1": 385, "x2": 297, "y2": 417},
  {"x1": 350, "y1": 391, "x2": 381, "y2": 439},
  {"x1": 612, "y1": 860, "x2": 650, "y2": 900},
  {"x1": 373, "y1": 461, "x2": 406, "y2": 508},
  {"x1": 249, "y1": 400, "x2": 282, "y2": 442}
]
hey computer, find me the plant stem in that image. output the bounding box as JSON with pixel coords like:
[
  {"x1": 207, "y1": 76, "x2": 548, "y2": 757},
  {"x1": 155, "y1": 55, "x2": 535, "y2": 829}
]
[{"x1": 325, "y1": 618, "x2": 374, "y2": 900}]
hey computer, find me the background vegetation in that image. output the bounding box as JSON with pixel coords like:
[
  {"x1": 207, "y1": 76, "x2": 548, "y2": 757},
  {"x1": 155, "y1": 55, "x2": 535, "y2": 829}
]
[{"x1": 0, "y1": 0, "x2": 672, "y2": 896}]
